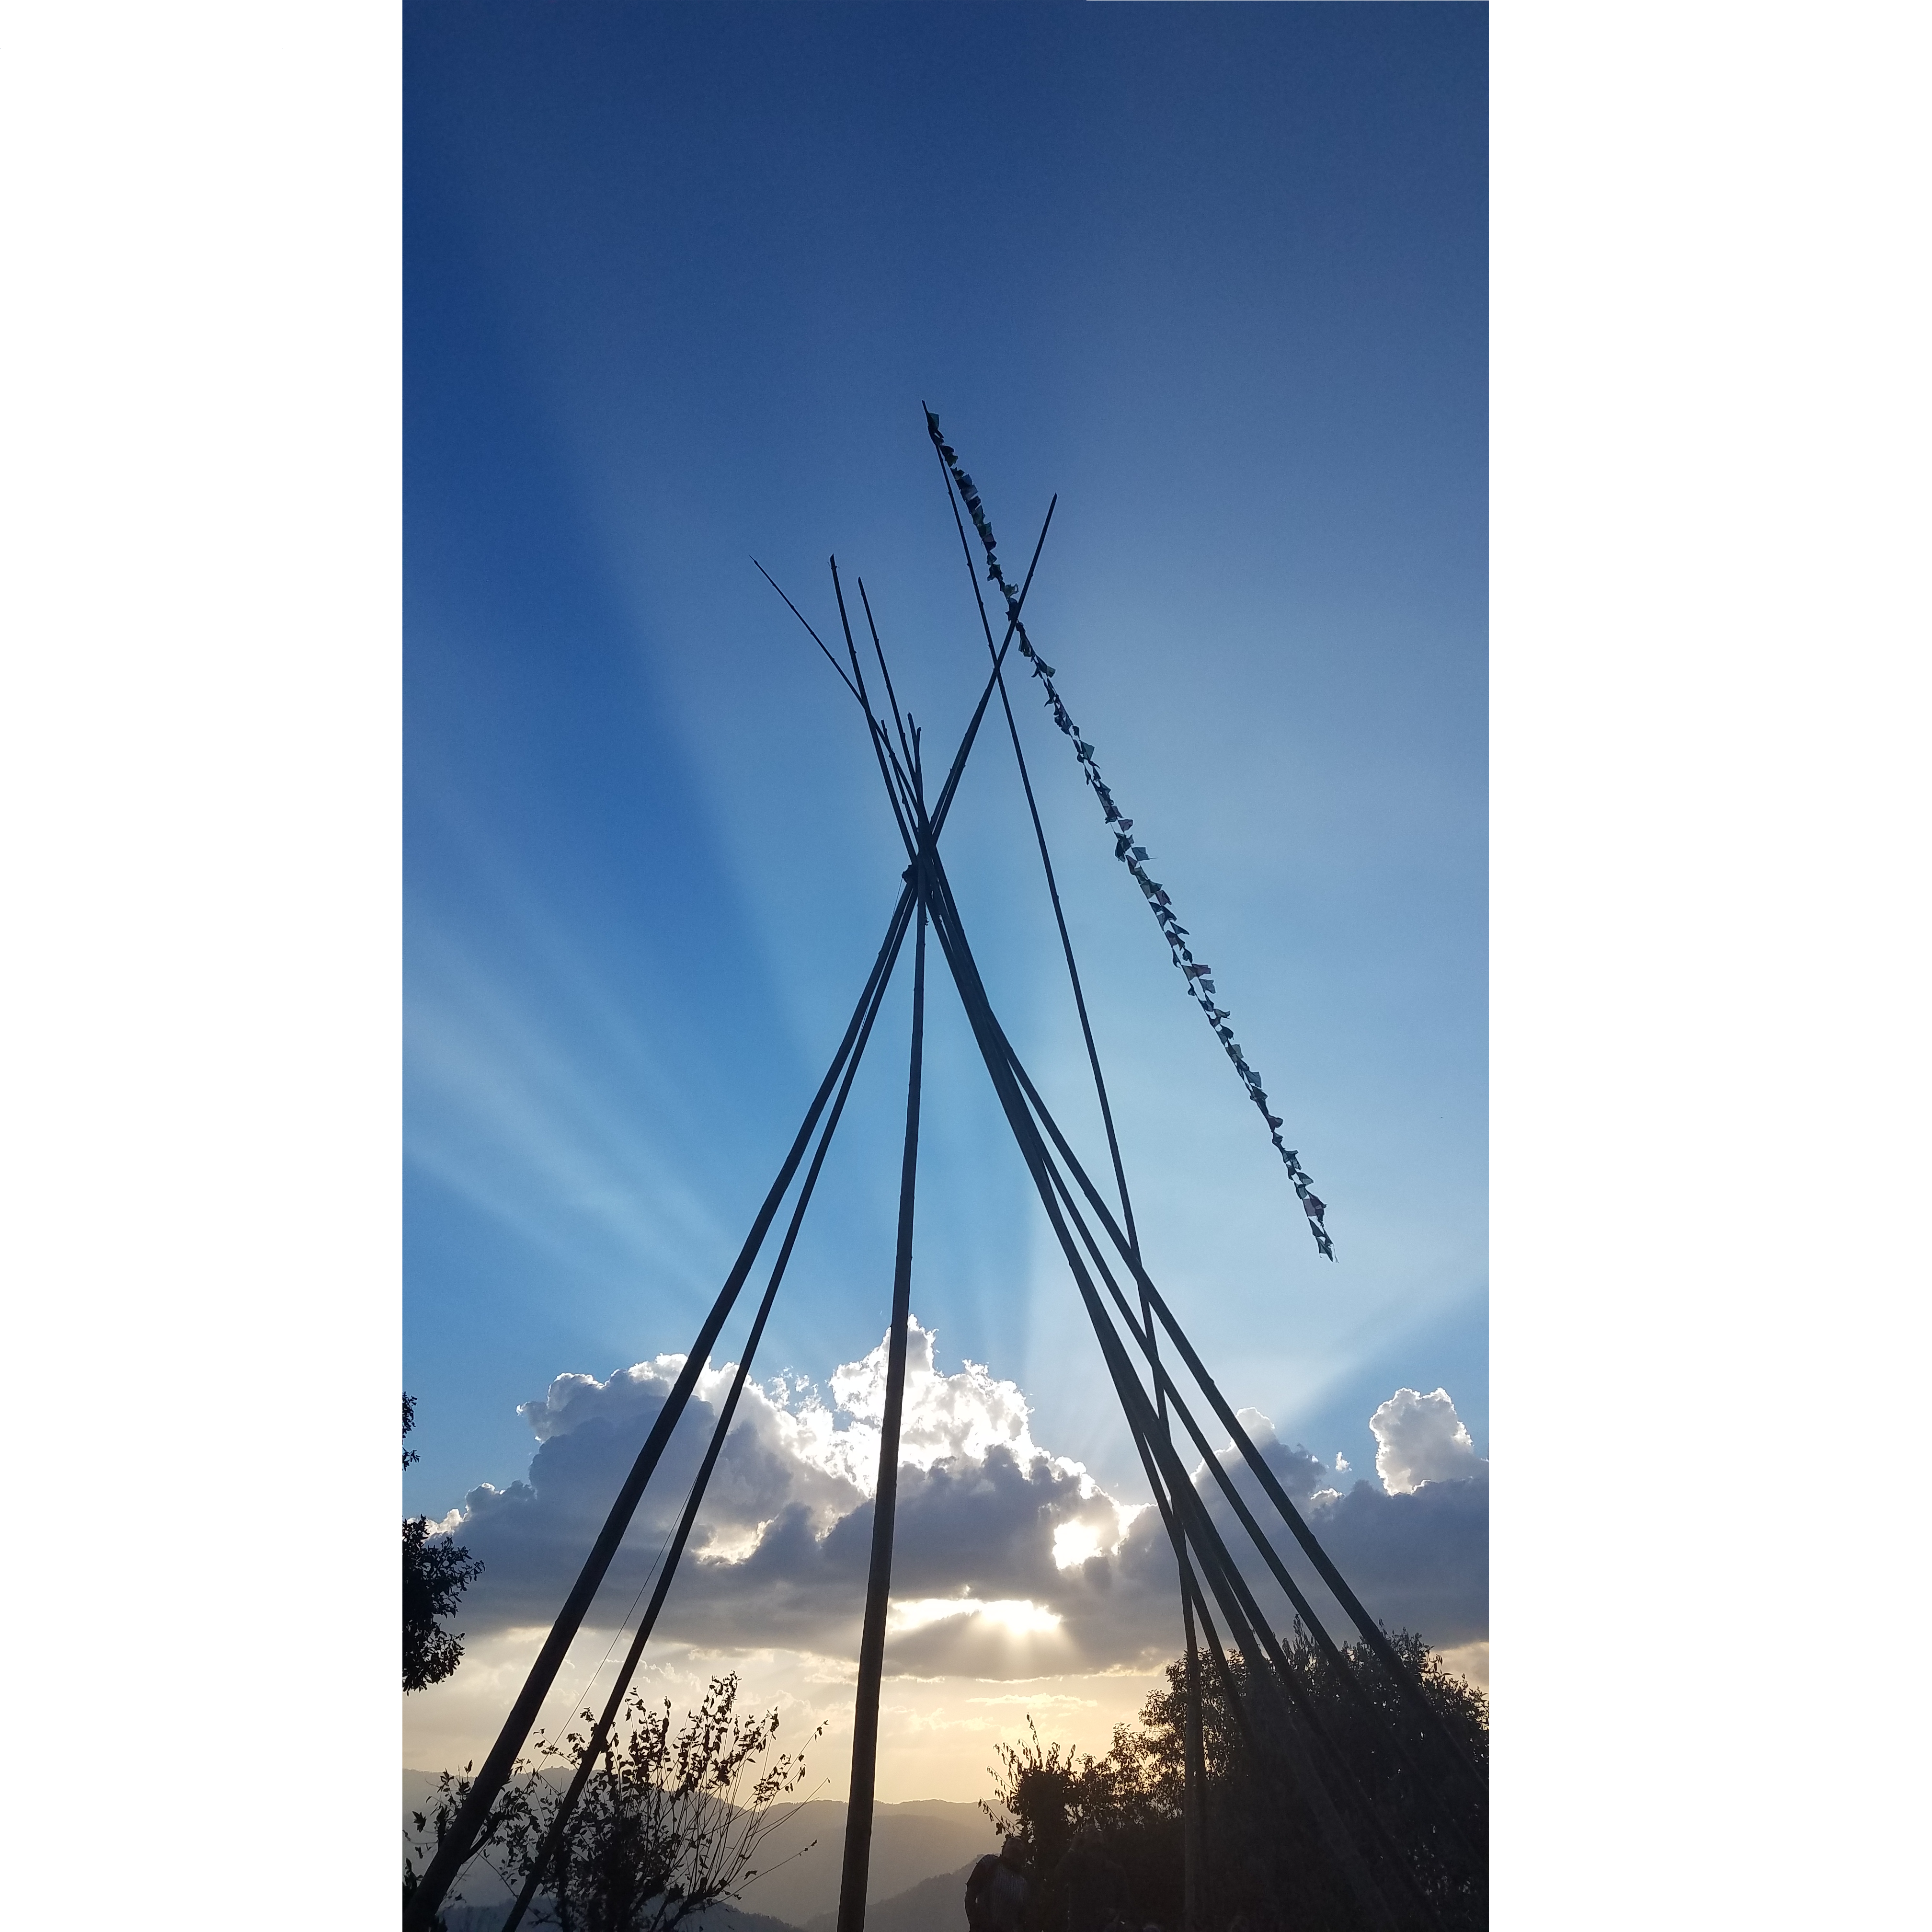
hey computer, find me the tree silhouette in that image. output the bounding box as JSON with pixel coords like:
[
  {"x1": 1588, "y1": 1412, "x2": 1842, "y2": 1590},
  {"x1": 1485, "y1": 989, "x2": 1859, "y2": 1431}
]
[
  {"x1": 407, "y1": 1673, "x2": 820, "y2": 1932},
  {"x1": 986, "y1": 1629, "x2": 1487, "y2": 1932},
  {"x1": 403, "y1": 1393, "x2": 483, "y2": 1693}
]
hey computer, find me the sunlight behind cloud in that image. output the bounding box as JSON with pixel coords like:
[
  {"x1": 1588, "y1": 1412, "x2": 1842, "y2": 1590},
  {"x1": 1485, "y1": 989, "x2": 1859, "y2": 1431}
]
[
  {"x1": 890, "y1": 1597, "x2": 1064, "y2": 1637},
  {"x1": 423, "y1": 1311, "x2": 1485, "y2": 1802},
  {"x1": 1052, "y1": 1520, "x2": 1101, "y2": 1568}
]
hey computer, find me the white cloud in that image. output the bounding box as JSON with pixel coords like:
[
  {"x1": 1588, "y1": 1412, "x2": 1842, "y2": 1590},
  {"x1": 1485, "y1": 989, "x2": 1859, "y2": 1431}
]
[
  {"x1": 829, "y1": 1323, "x2": 1051, "y2": 1477},
  {"x1": 1369, "y1": 1387, "x2": 1483, "y2": 1495},
  {"x1": 513, "y1": 1320, "x2": 1080, "y2": 1506},
  {"x1": 428, "y1": 1329, "x2": 1488, "y2": 1677},
  {"x1": 442, "y1": 1320, "x2": 1149, "y2": 1672},
  {"x1": 1167, "y1": 1400, "x2": 1489, "y2": 1650}
]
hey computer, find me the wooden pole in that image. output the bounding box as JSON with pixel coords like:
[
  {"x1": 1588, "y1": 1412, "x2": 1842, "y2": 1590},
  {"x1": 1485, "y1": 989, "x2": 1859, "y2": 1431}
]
[
  {"x1": 1182, "y1": 1592, "x2": 1208, "y2": 1932},
  {"x1": 835, "y1": 865, "x2": 928, "y2": 1932}
]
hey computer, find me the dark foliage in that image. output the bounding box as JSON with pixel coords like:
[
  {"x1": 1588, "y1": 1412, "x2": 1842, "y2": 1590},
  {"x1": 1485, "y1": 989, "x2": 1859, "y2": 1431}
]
[
  {"x1": 403, "y1": 1852, "x2": 449, "y2": 1932},
  {"x1": 407, "y1": 1673, "x2": 820, "y2": 1932},
  {"x1": 984, "y1": 1630, "x2": 1487, "y2": 1932},
  {"x1": 403, "y1": 1392, "x2": 484, "y2": 1693},
  {"x1": 979, "y1": 1717, "x2": 1178, "y2": 1931}
]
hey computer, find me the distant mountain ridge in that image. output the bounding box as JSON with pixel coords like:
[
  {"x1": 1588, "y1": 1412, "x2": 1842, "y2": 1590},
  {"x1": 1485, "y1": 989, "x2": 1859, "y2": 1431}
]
[
  {"x1": 734, "y1": 1799, "x2": 991, "y2": 1926},
  {"x1": 405, "y1": 1780, "x2": 995, "y2": 1931},
  {"x1": 804, "y1": 1863, "x2": 977, "y2": 1932}
]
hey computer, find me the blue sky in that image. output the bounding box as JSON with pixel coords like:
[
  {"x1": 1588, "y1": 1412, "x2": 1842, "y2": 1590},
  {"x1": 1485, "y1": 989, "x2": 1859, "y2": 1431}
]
[{"x1": 403, "y1": 0, "x2": 1486, "y2": 1688}]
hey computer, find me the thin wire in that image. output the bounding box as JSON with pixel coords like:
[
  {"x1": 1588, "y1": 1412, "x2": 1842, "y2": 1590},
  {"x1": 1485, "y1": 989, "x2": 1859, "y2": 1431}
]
[
  {"x1": 754, "y1": 559, "x2": 862, "y2": 703},
  {"x1": 537, "y1": 1515, "x2": 678, "y2": 1741}
]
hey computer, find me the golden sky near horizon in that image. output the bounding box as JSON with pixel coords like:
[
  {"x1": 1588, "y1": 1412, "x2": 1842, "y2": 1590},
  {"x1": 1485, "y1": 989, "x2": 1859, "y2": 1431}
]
[{"x1": 404, "y1": 1624, "x2": 1489, "y2": 1803}]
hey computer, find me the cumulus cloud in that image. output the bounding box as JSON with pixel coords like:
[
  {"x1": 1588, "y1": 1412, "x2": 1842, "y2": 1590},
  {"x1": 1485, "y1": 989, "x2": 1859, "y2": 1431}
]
[
  {"x1": 1303, "y1": 1471, "x2": 1488, "y2": 1648},
  {"x1": 431, "y1": 1324, "x2": 1487, "y2": 1675},
  {"x1": 1174, "y1": 1396, "x2": 1488, "y2": 1652},
  {"x1": 1369, "y1": 1387, "x2": 1482, "y2": 1495}
]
